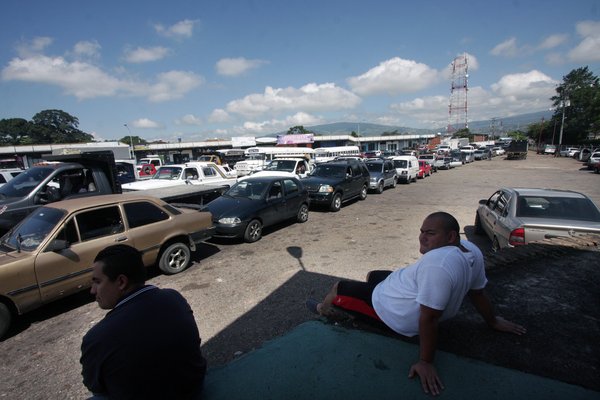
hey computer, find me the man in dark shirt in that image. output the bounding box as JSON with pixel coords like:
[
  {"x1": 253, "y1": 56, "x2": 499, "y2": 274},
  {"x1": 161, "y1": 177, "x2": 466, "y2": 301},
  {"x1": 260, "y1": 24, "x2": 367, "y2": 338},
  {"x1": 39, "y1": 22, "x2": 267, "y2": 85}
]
[{"x1": 80, "y1": 245, "x2": 207, "y2": 399}]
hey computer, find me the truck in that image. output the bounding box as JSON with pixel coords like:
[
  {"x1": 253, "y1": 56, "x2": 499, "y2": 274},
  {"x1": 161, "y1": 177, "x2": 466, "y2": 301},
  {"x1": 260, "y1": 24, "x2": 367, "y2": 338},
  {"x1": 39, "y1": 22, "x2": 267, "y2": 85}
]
[
  {"x1": 122, "y1": 162, "x2": 236, "y2": 191},
  {"x1": 0, "y1": 151, "x2": 121, "y2": 235},
  {"x1": 237, "y1": 157, "x2": 313, "y2": 181},
  {"x1": 506, "y1": 140, "x2": 529, "y2": 160}
]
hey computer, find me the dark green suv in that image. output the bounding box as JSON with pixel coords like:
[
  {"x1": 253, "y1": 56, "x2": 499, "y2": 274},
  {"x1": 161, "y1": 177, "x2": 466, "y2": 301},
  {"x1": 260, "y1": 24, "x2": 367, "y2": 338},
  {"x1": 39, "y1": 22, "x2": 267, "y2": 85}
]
[{"x1": 301, "y1": 160, "x2": 370, "y2": 211}]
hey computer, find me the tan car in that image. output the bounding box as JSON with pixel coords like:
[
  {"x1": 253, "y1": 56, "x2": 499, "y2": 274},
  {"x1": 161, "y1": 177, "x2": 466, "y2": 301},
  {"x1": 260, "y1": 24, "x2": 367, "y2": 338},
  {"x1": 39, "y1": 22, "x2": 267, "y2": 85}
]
[{"x1": 0, "y1": 194, "x2": 214, "y2": 338}]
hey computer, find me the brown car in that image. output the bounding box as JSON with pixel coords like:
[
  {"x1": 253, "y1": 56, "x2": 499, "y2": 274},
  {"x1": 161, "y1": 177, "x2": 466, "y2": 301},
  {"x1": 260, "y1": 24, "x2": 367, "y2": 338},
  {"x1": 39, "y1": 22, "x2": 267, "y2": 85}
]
[{"x1": 0, "y1": 194, "x2": 214, "y2": 338}]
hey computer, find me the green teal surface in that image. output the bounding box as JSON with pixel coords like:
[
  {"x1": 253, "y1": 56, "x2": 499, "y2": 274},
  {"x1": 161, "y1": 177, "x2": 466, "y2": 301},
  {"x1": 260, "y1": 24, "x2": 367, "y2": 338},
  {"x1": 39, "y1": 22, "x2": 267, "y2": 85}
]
[{"x1": 202, "y1": 321, "x2": 598, "y2": 400}]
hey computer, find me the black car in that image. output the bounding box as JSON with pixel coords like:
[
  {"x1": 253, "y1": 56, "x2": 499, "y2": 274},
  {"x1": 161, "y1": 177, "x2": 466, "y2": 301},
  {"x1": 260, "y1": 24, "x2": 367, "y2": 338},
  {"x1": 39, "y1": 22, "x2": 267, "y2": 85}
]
[
  {"x1": 301, "y1": 160, "x2": 370, "y2": 211},
  {"x1": 203, "y1": 176, "x2": 309, "y2": 242}
]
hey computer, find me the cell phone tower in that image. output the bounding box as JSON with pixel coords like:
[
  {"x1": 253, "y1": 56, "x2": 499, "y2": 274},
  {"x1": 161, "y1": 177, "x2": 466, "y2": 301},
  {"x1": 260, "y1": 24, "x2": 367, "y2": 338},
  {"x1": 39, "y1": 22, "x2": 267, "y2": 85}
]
[{"x1": 447, "y1": 53, "x2": 469, "y2": 135}]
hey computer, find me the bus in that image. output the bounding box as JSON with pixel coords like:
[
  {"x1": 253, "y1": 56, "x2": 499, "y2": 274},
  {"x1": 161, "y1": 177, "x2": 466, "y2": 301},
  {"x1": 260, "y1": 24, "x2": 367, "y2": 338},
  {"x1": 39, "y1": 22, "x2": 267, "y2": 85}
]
[
  {"x1": 234, "y1": 147, "x2": 315, "y2": 176},
  {"x1": 314, "y1": 146, "x2": 361, "y2": 163}
]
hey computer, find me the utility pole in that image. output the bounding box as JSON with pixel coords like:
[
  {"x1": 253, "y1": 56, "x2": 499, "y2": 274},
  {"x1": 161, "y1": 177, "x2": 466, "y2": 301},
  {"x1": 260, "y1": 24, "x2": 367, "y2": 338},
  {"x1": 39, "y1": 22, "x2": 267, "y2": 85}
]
[{"x1": 123, "y1": 124, "x2": 134, "y2": 160}]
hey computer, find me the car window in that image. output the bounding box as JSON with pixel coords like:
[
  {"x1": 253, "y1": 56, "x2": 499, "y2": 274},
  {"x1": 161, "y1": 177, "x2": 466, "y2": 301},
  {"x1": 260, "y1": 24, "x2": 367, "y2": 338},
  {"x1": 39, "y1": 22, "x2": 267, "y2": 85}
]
[
  {"x1": 494, "y1": 192, "x2": 510, "y2": 216},
  {"x1": 2, "y1": 207, "x2": 66, "y2": 251},
  {"x1": 76, "y1": 206, "x2": 124, "y2": 241},
  {"x1": 184, "y1": 168, "x2": 199, "y2": 180},
  {"x1": 268, "y1": 181, "x2": 283, "y2": 199},
  {"x1": 487, "y1": 190, "x2": 501, "y2": 208},
  {"x1": 202, "y1": 167, "x2": 217, "y2": 177},
  {"x1": 517, "y1": 196, "x2": 600, "y2": 221},
  {"x1": 350, "y1": 163, "x2": 360, "y2": 176},
  {"x1": 48, "y1": 218, "x2": 79, "y2": 250},
  {"x1": 283, "y1": 179, "x2": 299, "y2": 195},
  {"x1": 124, "y1": 201, "x2": 169, "y2": 228},
  {"x1": 0, "y1": 176, "x2": 6, "y2": 184}
]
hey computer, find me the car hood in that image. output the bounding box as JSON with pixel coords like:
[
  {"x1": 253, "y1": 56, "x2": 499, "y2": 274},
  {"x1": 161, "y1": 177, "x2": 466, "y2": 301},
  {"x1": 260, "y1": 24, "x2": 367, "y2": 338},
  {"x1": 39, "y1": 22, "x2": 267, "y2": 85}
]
[
  {"x1": 301, "y1": 176, "x2": 343, "y2": 190},
  {"x1": 0, "y1": 248, "x2": 35, "y2": 267},
  {"x1": 238, "y1": 171, "x2": 296, "y2": 181},
  {"x1": 204, "y1": 195, "x2": 258, "y2": 219}
]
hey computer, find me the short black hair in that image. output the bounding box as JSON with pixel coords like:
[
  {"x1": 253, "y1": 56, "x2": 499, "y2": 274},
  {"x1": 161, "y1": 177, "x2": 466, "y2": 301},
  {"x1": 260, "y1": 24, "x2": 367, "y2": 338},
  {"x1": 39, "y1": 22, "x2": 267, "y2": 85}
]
[
  {"x1": 427, "y1": 211, "x2": 460, "y2": 236},
  {"x1": 94, "y1": 244, "x2": 146, "y2": 285}
]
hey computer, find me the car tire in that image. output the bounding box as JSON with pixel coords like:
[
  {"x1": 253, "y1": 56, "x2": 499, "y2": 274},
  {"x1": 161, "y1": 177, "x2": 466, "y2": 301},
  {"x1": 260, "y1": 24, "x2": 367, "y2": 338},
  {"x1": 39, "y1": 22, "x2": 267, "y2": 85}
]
[
  {"x1": 244, "y1": 219, "x2": 263, "y2": 242},
  {"x1": 297, "y1": 204, "x2": 309, "y2": 223},
  {"x1": 159, "y1": 242, "x2": 191, "y2": 274},
  {"x1": 359, "y1": 185, "x2": 368, "y2": 200},
  {"x1": 474, "y1": 213, "x2": 484, "y2": 235},
  {"x1": 391, "y1": 178, "x2": 397, "y2": 188},
  {"x1": 0, "y1": 303, "x2": 12, "y2": 339},
  {"x1": 376, "y1": 181, "x2": 384, "y2": 194},
  {"x1": 330, "y1": 193, "x2": 342, "y2": 212}
]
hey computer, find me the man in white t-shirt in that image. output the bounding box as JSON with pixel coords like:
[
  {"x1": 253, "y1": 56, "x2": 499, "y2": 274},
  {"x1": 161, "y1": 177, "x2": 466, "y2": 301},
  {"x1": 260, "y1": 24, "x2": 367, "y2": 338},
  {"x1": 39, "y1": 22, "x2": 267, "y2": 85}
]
[{"x1": 306, "y1": 211, "x2": 526, "y2": 395}]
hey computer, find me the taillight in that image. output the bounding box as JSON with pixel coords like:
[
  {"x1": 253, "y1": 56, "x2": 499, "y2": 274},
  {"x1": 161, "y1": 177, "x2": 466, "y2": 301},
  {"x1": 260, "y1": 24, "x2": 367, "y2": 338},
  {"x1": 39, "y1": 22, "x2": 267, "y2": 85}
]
[{"x1": 509, "y1": 228, "x2": 525, "y2": 246}]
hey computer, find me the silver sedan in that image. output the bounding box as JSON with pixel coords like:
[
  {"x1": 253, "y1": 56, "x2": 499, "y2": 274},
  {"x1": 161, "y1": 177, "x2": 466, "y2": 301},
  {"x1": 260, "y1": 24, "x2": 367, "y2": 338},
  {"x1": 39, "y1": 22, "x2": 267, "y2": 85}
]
[{"x1": 474, "y1": 187, "x2": 600, "y2": 251}]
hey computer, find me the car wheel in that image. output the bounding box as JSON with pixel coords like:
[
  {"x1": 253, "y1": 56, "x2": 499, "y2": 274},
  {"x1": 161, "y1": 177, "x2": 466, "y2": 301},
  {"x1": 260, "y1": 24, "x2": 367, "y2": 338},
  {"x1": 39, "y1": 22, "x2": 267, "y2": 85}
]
[
  {"x1": 297, "y1": 204, "x2": 309, "y2": 223},
  {"x1": 474, "y1": 213, "x2": 484, "y2": 235},
  {"x1": 391, "y1": 178, "x2": 397, "y2": 188},
  {"x1": 0, "y1": 303, "x2": 12, "y2": 339},
  {"x1": 244, "y1": 219, "x2": 263, "y2": 242},
  {"x1": 330, "y1": 193, "x2": 342, "y2": 212},
  {"x1": 376, "y1": 181, "x2": 384, "y2": 194},
  {"x1": 491, "y1": 237, "x2": 500, "y2": 252},
  {"x1": 159, "y1": 242, "x2": 191, "y2": 274},
  {"x1": 359, "y1": 185, "x2": 368, "y2": 200}
]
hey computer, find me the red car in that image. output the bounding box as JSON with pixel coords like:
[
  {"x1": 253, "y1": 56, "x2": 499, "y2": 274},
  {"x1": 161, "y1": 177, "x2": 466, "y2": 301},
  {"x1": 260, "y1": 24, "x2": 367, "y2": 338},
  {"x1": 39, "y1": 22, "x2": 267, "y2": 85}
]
[{"x1": 418, "y1": 160, "x2": 432, "y2": 179}]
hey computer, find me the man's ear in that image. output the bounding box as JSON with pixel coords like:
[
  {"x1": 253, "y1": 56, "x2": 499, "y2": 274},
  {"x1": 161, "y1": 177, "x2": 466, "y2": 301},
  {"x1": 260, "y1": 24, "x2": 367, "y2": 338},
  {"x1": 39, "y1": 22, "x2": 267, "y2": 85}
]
[
  {"x1": 115, "y1": 274, "x2": 130, "y2": 291},
  {"x1": 447, "y1": 230, "x2": 459, "y2": 244}
]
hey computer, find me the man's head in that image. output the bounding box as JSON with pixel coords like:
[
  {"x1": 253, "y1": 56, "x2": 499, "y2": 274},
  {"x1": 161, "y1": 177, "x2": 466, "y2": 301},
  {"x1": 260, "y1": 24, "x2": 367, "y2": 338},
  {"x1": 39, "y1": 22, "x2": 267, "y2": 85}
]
[
  {"x1": 419, "y1": 212, "x2": 461, "y2": 254},
  {"x1": 90, "y1": 245, "x2": 146, "y2": 309}
]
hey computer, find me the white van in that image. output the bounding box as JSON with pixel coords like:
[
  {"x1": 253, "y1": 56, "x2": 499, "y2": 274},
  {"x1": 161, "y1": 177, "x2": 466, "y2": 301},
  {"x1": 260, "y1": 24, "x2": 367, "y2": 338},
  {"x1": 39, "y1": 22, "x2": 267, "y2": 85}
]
[{"x1": 391, "y1": 155, "x2": 419, "y2": 184}]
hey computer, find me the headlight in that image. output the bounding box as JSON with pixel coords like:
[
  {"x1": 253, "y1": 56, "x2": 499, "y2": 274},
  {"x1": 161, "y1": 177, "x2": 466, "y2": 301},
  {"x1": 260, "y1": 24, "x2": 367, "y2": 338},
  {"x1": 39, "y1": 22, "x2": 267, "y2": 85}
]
[
  {"x1": 218, "y1": 217, "x2": 241, "y2": 224},
  {"x1": 318, "y1": 185, "x2": 334, "y2": 193},
  {"x1": 370, "y1": 177, "x2": 377, "y2": 182}
]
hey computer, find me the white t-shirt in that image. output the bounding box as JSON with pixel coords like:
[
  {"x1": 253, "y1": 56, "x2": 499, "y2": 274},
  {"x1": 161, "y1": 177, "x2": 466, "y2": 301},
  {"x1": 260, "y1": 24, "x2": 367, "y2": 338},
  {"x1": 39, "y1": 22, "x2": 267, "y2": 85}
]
[{"x1": 371, "y1": 240, "x2": 487, "y2": 337}]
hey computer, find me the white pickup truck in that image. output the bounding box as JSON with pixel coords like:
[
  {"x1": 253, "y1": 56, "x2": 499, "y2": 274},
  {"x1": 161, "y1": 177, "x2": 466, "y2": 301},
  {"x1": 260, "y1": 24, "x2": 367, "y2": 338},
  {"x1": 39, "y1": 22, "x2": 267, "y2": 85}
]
[
  {"x1": 122, "y1": 162, "x2": 236, "y2": 191},
  {"x1": 237, "y1": 158, "x2": 313, "y2": 181}
]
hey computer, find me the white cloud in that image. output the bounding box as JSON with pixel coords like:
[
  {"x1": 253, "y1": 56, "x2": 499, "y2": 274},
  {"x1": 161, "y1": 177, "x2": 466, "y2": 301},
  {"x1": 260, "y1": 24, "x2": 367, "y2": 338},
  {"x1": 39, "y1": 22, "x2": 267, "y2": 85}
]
[
  {"x1": 176, "y1": 114, "x2": 203, "y2": 126},
  {"x1": 216, "y1": 57, "x2": 268, "y2": 76},
  {"x1": 1, "y1": 55, "x2": 203, "y2": 102},
  {"x1": 73, "y1": 40, "x2": 101, "y2": 58},
  {"x1": 347, "y1": 57, "x2": 439, "y2": 96},
  {"x1": 154, "y1": 19, "x2": 197, "y2": 38},
  {"x1": 490, "y1": 37, "x2": 519, "y2": 57},
  {"x1": 490, "y1": 70, "x2": 557, "y2": 98},
  {"x1": 124, "y1": 46, "x2": 170, "y2": 63},
  {"x1": 131, "y1": 118, "x2": 163, "y2": 129},
  {"x1": 226, "y1": 82, "x2": 361, "y2": 118},
  {"x1": 239, "y1": 112, "x2": 323, "y2": 134},
  {"x1": 568, "y1": 20, "x2": 600, "y2": 62},
  {"x1": 16, "y1": 36, "x2": 53, "y2": 57},
  {"x1": 538, "y1": 34, "x2": 568, "y2": 50},
  {"x1": 142, "y1": 70, "x2": 204, "y2": 102},
  {"x1": 208, "y1": 108, "x2": 231, "y2": 123}
]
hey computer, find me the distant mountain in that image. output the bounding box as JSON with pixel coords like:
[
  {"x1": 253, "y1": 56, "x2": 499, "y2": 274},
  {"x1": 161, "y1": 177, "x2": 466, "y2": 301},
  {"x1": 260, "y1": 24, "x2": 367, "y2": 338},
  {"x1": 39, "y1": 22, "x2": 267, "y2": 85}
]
[{"x1": 292, "y1": 111, "x2": 554, "y2": 137}]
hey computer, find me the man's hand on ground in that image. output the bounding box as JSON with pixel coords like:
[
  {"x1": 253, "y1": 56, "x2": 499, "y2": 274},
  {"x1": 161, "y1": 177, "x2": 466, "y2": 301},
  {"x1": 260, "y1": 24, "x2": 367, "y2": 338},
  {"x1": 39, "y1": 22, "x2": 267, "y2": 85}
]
[
  {"x1": 491, "y1": 316, "x2": 527, "y2": 335},
  {"x1": 408, "y1": 360, "x2": 444, "y2": 396}
]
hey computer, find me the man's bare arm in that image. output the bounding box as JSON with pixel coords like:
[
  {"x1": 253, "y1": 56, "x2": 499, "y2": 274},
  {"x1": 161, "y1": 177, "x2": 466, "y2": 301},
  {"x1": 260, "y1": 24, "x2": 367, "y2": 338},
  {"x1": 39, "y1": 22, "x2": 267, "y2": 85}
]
[
  {"x1": 408, "y1": 305, "x2": 444, "y2": 395},
  {"x1": 468, "y1": 289, "x2": 527, "y2": 335}
]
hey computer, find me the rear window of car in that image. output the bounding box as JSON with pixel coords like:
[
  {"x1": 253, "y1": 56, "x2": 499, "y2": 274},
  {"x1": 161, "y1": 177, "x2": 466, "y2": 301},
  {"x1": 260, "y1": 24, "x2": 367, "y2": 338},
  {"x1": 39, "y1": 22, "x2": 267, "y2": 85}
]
[
  {"x1": 516, "y1": 196, "x2": 600, "y2": 221},
  {"x1": 124, "y1": 201, "x2": 169, "y2": 228}
]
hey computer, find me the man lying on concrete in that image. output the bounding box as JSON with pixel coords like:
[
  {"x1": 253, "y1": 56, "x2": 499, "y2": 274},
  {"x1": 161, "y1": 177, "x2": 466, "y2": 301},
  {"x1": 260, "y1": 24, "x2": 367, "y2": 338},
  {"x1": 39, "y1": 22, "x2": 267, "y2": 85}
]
[{"x1": 307, "y1": 211, "x2": 526, "y2": 396}]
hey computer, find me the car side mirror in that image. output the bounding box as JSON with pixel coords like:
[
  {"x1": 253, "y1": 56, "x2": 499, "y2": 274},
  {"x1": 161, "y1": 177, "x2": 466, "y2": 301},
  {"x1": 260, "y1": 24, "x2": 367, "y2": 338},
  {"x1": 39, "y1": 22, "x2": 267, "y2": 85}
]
[
  {"x1": 479, "y1": 199, "x2": 487, "y2": 205},
  {"x1": 47, "y1": 239, "x2": 69, "y2": 252}
]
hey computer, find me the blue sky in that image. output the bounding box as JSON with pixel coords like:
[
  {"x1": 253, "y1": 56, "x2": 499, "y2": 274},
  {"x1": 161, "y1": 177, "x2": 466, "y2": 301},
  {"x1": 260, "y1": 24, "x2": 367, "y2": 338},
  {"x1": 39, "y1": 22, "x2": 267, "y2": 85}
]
[{"x1": 1, "y1": 0, "x2": 599, "y2": 142}]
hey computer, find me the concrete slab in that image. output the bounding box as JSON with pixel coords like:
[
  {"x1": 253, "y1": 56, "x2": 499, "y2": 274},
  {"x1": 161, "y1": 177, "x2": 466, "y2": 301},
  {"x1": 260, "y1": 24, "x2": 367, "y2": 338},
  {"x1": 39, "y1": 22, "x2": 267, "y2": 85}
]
[{"x1": 202, "y1": 320, "x2": 598, "y2": 400}]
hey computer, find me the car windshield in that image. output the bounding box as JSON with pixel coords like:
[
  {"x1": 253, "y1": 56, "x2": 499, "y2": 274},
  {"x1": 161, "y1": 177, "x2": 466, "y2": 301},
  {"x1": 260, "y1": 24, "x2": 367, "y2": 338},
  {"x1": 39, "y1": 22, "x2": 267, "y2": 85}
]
[
  {"x1": 153, "y1": 167, "x2": 182, "y2": 180},
  {"x1": 393, "y1": 160, "x2": 407, "y2": 168},
  {"x1": 226, "y1": 180, "x2": 269, "y2": 199},
  {"x1": 365, "y1": 163, "x2": 383, "y2": 173},
  {"x1": 1, "y1": 207, "x2": 66, "y2": 251},
  {"x1": 0, "y1": 167, "x2": 54, "y2": 199},
  {"x1": 310, "y1": 164, "x2": 346, "y2": 178},
  {"x1": 516, "y1": 196, "x2": 600, "y2": 222},
  {"x1": 264, "y1": 160, "x2": 296, "y2": 172}
]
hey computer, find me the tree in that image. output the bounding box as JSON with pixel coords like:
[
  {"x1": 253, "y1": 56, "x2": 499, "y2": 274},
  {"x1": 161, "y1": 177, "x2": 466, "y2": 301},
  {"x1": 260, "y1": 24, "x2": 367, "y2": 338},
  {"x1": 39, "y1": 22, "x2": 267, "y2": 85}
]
[
  {"x1": 117, "y1": 136, "x2": 147, "y2": 146},
  {"x1": 286, "y1": 126, "x2": 312, "y2": 135},
  {"x1": 30, "y1": 109, "x2": 93, "y2": 143},
  {"x1": 0, "y1": 118, "x2": 31, "y2": 145},
  {"x1": 526, "y1": 121, "x2": 551, "y2": 143},
  {"x1": 453, "y1": 128, "x2": 470, "y2": 139},
  {"x1": 550, "y1": 66, "x2": 600, "y2": 144}
]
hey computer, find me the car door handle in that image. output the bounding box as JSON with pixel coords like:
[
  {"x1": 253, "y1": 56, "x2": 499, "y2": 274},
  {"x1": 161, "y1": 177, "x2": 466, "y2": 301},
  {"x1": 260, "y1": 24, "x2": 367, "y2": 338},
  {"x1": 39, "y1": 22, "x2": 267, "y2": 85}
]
[{"x1": 115, "y1": 236, "x2": 128, "y2": 242}]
